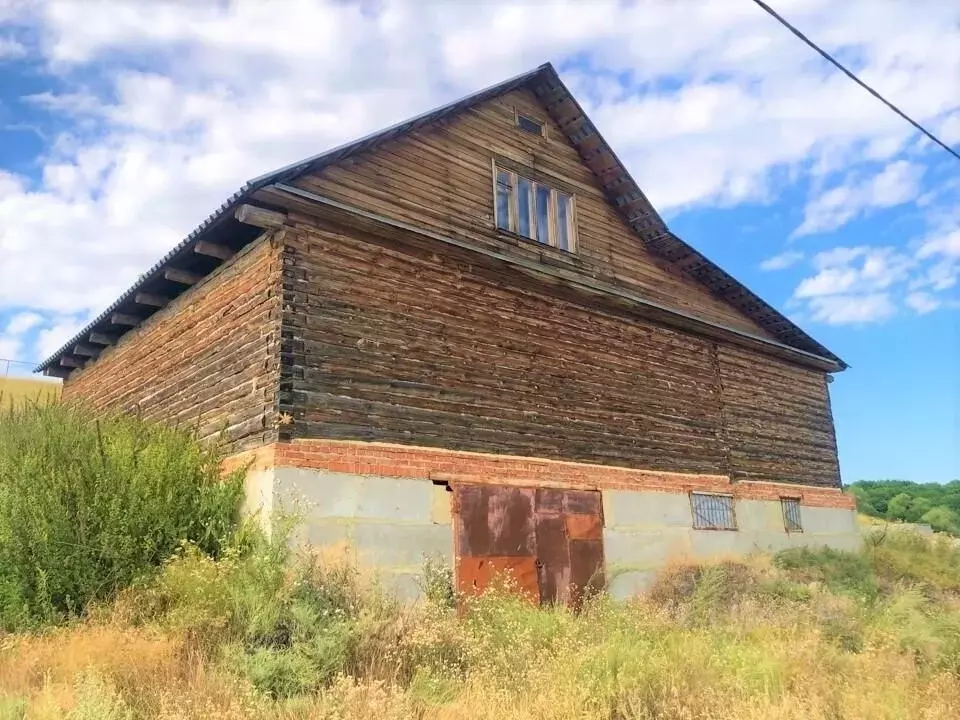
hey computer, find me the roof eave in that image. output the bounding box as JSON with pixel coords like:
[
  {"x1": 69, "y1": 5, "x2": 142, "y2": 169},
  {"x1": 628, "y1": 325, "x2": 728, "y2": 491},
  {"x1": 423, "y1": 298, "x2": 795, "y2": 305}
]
[{"x1": 34, "y1": 187, "x2": 258, "y2": 373}]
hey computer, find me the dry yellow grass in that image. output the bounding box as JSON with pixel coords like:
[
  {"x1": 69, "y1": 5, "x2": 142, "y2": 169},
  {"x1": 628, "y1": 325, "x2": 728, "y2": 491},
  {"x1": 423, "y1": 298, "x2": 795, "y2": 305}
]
[
  {"x1": 1, "y1": 519, "x2": 958, "y2": 719},
  {"x1": 0, "y1": 599, "x2": 957, "y2": 720},
  {"x1": 0, "y1": 376, "x2": 60, "y2": 408},
  {"x1": 1, "y1": 563, "x2": 958, "y2": 719}
]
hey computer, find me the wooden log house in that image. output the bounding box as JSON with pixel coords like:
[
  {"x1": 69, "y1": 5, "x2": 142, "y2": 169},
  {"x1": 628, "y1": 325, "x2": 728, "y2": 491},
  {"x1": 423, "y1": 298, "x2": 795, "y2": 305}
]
[{"x1": 38, "y1": 63, "x2": 858, "y2": 603}]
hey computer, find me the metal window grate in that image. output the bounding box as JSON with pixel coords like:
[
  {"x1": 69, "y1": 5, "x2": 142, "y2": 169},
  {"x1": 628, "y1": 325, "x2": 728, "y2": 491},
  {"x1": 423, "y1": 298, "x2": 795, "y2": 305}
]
[
  {"x1": 782, "y1": 498, "x2": 803, "y2": 532},
  {"x1": 690, "y1": 493, "x2": 737, "y2": 530}
]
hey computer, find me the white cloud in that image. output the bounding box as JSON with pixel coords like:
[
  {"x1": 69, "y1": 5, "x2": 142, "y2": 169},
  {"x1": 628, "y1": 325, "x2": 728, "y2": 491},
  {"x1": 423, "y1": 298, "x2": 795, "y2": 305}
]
[
  {"x1": 910, "y1": 229, "x2": 960, "y2": 294},
  {"x1": 790, "y1": 238, "x2": 959, "y2": 323},
  {"x1": 917, "y1": 229, "x2": 960, "y2": 259},
  {"x1": 793, "y1": 161, "x2": 925, "y2": 237},
  {"x1": 905, "y1": 291, "x2": 940, "y2": 315},
  {"x1": 4, "y1": 311, "x2": 44, "y2": 335},
  {"x1": 0, "y1": 170, "x2": 24, "y2": 197},
  {"x1": 0, "y1": 337, "x2": 22, "y2": 362},
  {"x1": 0, "y1": 312, "x2": 45, "y2": 367},
  {"x1": 812, "y1": 246, "x2": 869, "y2": 270},
  {"x1": 795, "y1": 266, "x2": 861, "y2": 298},
  {"x1": 806, "y1": 293, "x2": 897, "y2": 325},
  {"x1": 35, "y1": 314, "x2": 90, "y2": 359},
  {"x1": 0, "y1": 36, "x2": 26, "y2": 59},
  {"x1": 25, "y1": 90, "x2": 104, "y2": 116},
  {"x1": 0, "y1": 0, "x2": 957, "y2": 360},
  {"x1": 760, "y1": 251, "x2": 804, "y2": 271},
  {"x1": 939, "y1": 112, "x2": 960, "y2": 145},
  {"x1": 795, "y1": 246, "x2": 914, "y2": 299}
]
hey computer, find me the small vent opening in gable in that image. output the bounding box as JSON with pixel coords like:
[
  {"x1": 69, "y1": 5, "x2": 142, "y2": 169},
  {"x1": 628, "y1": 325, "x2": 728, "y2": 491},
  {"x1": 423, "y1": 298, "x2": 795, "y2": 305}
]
[{"x1": 516, "y1": 113, "x2": 545, "y2": 136}]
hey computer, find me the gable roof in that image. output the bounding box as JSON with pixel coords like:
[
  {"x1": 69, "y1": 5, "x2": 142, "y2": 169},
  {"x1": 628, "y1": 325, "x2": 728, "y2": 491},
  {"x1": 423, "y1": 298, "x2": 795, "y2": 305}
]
[{"x1": 37, "y1": 62, "x2": 845, "y2": 374}]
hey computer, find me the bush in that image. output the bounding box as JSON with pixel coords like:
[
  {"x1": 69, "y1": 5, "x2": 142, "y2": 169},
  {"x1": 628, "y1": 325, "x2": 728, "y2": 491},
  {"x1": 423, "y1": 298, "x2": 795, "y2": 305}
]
[
  {"x1": 867, "y1": 530, "x2": 960, "y2": 593},
  {"x1": 419, "y1": 554, "x2": 456, "y2": 608},
  {"x1": 128, "y1": 520, "x2": 408, "y2": 697},
  {"x1": 0, "y1": 402, "x2": 243, "y2": 629},
  {"x1": 774, "y1": 546, "x2": 879, "y2": 599}
]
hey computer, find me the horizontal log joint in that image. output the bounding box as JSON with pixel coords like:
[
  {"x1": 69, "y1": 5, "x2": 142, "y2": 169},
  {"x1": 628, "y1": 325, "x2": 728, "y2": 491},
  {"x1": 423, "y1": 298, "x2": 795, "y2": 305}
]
[
  {"x1": 73, "y1": 343, "x2": 100, "y2": 358},
  {"x1": 111, "y1": 313, "x2": 141, "y2": 327},
  {"x1": 89, "y1": 332, "x2": 116, "y2": 346}
]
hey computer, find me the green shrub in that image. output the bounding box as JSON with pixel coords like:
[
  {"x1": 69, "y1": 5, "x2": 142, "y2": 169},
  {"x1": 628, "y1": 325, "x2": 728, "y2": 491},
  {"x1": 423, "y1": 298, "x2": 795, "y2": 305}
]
[
  {"x1": 232, "y1": 646, "x2": 320, "y2": 699},
  {"x1": 419, "y1": 554, "x2": 456, "y2": 608},
  {"x1": 867, "y1": 530, "x2": 960, "y2": 593},
  {"x1": 133, "y1": 520, "x2": 402, "y2": 697},
  {"x1": 921, "y1": 506, "x2": 960, "y2": 535},
  {"x1": 774, "y1": 546, "x2": 879, "y2": 599},
  {"x1": 647, "y1": 560, "x2": 761, "y2": 623},
  {"x1": 68, "y1": 673, "x2": 134, "y2": 720},
  {"x1": 0, "y1": 402, "x2": 243, "y2": 629}
]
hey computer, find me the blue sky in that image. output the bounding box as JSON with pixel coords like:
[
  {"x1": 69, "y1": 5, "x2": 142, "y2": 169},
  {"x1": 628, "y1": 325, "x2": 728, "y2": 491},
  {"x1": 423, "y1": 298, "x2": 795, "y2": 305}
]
[{"x1": 0, "y1": 0, "x2": 958, "y2": 483}]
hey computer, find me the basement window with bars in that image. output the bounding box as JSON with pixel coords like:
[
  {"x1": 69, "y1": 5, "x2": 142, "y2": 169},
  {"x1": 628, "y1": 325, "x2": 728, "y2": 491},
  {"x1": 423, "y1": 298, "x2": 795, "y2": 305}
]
[
  {"x1": 494, "y1": 165, "x2": 577, "y2": 252},
  {"x1": 690, "y1": 492, "x2": 737, "y2": 530},
  {"x1": 782, "y1": 497, "x2": 803, "y2": 532}
]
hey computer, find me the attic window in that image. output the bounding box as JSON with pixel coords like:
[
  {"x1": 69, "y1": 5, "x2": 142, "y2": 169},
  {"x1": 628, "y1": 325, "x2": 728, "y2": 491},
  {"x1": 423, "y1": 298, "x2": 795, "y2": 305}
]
[
  {"x1": 516, "y1": 113, "x2": 545, "y2": 137},
  {"x1": 494, "y1": 165, "x2": 577, "y2": 252}
]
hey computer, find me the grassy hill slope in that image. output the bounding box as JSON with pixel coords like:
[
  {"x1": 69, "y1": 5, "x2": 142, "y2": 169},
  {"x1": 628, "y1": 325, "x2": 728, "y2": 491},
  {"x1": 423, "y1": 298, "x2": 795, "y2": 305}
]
[
  {"x1": 0, "y1": 376, "x2": 60, "y2": 408},
  {"x1": 1, "y1": 528, "x2": 958, "y2": 720}
]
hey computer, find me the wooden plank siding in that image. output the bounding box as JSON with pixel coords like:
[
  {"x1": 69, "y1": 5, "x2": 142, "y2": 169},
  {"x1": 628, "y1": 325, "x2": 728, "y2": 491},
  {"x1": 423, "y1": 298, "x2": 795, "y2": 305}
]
[
  {"x1": 292, "y1": 88, "x2": 777, "y2": 339},
  {"x1": 280, "y1": 220, "x2": 841, "y2": 488},
  {"x1": 62, "y1": 235, "x2": 284, "y2": 454}
]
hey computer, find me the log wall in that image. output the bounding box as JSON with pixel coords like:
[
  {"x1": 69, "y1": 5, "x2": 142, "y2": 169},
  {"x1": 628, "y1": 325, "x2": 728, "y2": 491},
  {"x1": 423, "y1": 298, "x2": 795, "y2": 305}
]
[
  {"x1": 281, "y1": 220, "x2": 841, "y2": 488},
  {"x1": 718, "y1": 345, "x2": 841, "y2": 487},
  {"x1": 59, "y1": 86, "x2": 841, "y2": 489},
  {"x1": 62, "y1": 235, "x2": 284, "y2": 454},
  {"x1": 293, "y1": 88, "x2": 775, "y2": 339}
]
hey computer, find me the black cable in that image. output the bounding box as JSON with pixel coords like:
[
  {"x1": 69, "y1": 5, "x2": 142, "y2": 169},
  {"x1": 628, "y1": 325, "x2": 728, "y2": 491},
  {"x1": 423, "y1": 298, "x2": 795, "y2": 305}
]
[{"x1": 750, "y1": 0, "x2": 960, "y2": 163}]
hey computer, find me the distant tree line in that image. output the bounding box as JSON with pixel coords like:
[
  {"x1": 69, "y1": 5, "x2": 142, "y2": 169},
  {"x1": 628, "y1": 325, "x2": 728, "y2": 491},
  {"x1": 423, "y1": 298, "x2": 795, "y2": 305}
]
[{"x1": 848, "y1": 480, "x2": 960, "y2": 536}]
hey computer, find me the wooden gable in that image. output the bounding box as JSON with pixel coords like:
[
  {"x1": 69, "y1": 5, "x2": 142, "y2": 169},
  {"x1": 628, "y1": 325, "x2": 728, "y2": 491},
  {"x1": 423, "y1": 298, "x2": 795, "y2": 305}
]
[
  {"x1": 293, "y1": 88, "x2": 776, "y2": 339},
  {"x1": 38, "y1": 62, "x2": 843, "y2": 377}
]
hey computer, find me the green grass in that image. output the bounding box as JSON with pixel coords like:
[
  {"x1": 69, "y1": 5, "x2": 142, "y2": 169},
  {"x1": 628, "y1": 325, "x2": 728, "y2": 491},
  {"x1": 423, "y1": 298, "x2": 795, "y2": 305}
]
[{"x1": 3, "y1": 522, "x2": 958, "y2": 719}]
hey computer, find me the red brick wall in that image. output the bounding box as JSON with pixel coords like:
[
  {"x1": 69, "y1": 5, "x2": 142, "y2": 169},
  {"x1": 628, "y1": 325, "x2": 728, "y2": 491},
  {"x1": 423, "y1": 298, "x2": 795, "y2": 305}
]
[{"x1": 226, "y1": 440, "x2": 855, "y2": 510}]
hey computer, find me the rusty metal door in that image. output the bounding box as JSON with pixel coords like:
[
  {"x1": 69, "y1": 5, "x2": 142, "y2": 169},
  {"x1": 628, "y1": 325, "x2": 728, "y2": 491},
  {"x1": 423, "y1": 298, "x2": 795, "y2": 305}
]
[{"x1": 453, "y1": 484, "x2": 604, "y2": 608}]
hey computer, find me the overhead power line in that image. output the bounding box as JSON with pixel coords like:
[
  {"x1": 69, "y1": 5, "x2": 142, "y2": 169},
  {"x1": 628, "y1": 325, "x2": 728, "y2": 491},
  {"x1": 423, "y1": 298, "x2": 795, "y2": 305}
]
[{"x1": 750, "y1": 0, "x2": 960, "y2": 163}]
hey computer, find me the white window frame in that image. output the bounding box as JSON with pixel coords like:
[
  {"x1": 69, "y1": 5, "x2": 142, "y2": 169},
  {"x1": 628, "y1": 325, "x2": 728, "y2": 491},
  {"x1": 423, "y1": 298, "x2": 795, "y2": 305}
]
[
  {"x1": 492, "y1": 163, "x2": 578, "y2": 253},
  {"x1": 690, "y1": 492, "x2": 738, "y2": 531}
]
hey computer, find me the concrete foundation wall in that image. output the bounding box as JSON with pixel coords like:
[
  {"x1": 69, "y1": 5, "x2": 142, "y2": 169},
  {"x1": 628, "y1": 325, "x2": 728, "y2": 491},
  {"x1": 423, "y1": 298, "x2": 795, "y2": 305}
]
[
  {"x1": 243, "y1": 465, "x2": 861, "y2": 602},
  {"x1": 603, "y1": 490, "x2": 861, "y2": 599},
  {"x1": 269, "y1": 467, "x2": 453, "y2": 599}
]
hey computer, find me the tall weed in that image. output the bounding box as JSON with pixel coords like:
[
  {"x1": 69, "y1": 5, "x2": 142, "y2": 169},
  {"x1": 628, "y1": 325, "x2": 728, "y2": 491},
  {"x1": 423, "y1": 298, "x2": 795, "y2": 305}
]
[
  {"x1": 0, "y1": 402, "x2": 243, "y2": 629},
  {"x1": 1, "y1": 530, "x2": 959, "y2": 719}
]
